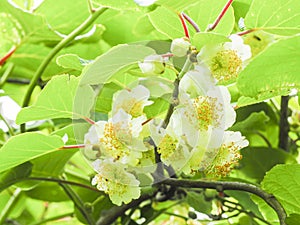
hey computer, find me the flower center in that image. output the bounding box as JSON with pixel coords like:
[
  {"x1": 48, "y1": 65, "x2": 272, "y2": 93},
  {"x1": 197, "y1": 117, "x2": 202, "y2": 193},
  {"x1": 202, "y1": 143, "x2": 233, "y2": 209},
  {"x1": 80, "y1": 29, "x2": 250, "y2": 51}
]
[
  {"x1": 157, "y1": 134, "x2": 178, "y2": 159},
  {"x1": 193, "y1": 96, "x2": 221, "y2": 130},
  {"x1": 100, "y1": 122, "x2": 128, "y2": 160},
  {"x1": 210, "y1": 49, "x2": 242, "y2": 82}
]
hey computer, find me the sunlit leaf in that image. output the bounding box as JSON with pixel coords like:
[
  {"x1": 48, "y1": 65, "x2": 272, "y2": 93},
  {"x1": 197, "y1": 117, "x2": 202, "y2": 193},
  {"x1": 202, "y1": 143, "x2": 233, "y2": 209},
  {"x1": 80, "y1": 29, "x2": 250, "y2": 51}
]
[
  {"x1": 80, "y1": 44, "x2": 155, "y2": 85},
  {"x1": 16, "y1": 75, "x2": 95, "y2": 124},
  {"x1": 261, "y1": 164, "x2": 300, "y2": 214},
  {"x1": 0, "y1": 133, "x2": 64, "y2": 174},
  {"x1": 237, "y1": 36, "x2": 300, "y2": 99},
  {"x1": 245, "y1": 0, "x2": 300, "y2": 35}
]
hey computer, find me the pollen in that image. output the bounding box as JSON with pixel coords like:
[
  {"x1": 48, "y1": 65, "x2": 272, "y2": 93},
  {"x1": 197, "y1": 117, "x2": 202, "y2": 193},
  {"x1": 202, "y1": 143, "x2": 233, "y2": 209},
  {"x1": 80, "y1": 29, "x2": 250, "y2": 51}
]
[
  {"x1": 192, "y1": 96, "x2": 222, "y2": 130},
  {"x1": 209, "y1": 49, "x2": 242, "y2": 82},
  {"x1": 157, "y1": 134, "x2": 178, "y2": 159},
  {"x1": 100, "y1": 122, "x2": 128, "y2": 160}
]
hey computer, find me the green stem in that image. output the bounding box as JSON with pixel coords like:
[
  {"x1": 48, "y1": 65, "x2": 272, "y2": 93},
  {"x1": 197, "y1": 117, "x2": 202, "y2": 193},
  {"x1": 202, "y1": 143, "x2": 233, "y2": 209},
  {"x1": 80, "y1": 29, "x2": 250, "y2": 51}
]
[
  {"x1": 0, "y1": 62, "x2": 14, "y2": 88},
  {"x1": 20, "y1": 7, "x2": 108, "y2": 132},
  {"x1": 0, "y1": 188, "x2": 22, "y2": 225},
  {"x1": 161, "y1": 178, "x2": 287, "y2": 225},
  {"x1": 0, "y1": 113, "x2": 15, "y2": 136},
  {"x1": 26, "y1": 177, "x2": 100, "y2": 193},
  {"x1": 59, "y1": 182, "x2": 95, "y2": 225},
  {"x1": 29, "y1": 213, "x2": 74, "y2": 225}
]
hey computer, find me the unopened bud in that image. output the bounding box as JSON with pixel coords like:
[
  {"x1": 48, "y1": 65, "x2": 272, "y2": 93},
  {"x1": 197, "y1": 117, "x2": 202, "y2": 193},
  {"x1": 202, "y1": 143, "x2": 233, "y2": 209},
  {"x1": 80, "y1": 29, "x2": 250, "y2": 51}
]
[
  {"x1": 170, "y1": 37, "x2": 191, "y2": 57},
  {"x1": 138, "y1": 54, "x2": 165, "y2": 75}
]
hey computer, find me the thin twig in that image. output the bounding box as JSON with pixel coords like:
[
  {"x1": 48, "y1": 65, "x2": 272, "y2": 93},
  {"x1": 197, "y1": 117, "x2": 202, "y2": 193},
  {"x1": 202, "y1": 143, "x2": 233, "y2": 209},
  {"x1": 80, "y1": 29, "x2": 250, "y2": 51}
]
[
  {"x1": 279, "y1": 96, "x2": 290, "y2": 151},
  {"x1": 161, "y1": 178, "x2": 287, "y2": 225}
]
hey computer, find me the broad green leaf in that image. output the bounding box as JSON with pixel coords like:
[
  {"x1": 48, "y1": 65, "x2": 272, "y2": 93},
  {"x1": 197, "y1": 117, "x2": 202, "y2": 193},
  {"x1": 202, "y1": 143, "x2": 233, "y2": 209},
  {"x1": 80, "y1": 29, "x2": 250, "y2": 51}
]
[
  {"x1": 251, "y1": 195, "x2": 279, "y2": 224},
  {"x1": 261, "y1": 164, "x2": 300, "y2": 215},
  {"x1": 16, "y1": 75, "x2": 95, "y2": 124},
  {"x1": 185, "y1": 0, "x2": 235, "y2": 35},
  {"x1": 31, "y1": 149, "x2": 77, "y2": 177},
  {"x1": 232, "y1": 0, "x2": 252, "y2": 23},
  {"x1": 91, "y1": 0, "x2": 138, "y2": 10},
  {"x1": 35, "y1": 0, "x2": 89, "y2": 34},
  {"x1": 186, "y1": 192, "x2": 212, "y2": 214},
  {"x1": 225, "y1": 191, "x2": 262, "y2": 217},
  {"x1": 148, "y1": 6, "x2": 184, "y2": 39},
  {"x1": 0, "y1": 12, "x2": 22, "y2": 55},
  {"x1": 245, "y1": 0, "x2": 300, "y2": 35},
  {"x1": 0, "y1": 133, "x2": 63, "y2": 174},
  {"x1": 80, "y1": 44, "x2": 155, "y2": 85},
  {"x1": 237, "y1": 36, "x2": 300, "y2": 99},
  {"x1": 156, "y1": 0, "x2": 199, "y2": 11},
  {"x1": 56, "y1": 54, "x2": 86, "y2": 72},
  {"x1": 191, "y1": 33, "x2": 230, "y2": 51},
  {"x1": 239, "y1": 147, "x2": 296, "y2": 182},
  {"x1": 0, "y1": 0, "x2": 60, "y2": 43},
  {"x1": 25, "y1": 182, "x2": 69, "y2": 202},
  {"x1": 144, "y1": 97, "x2": 170, "y2": 118},
  {"x1": 0, "y1": 162, "x2": 32, "y2": 192},
  {"x1": 286, "y1": 214, "x2": 300, "y2": 225},
  {"x1": 230, "y1": 111, "x2": 270, "y2": 132}
]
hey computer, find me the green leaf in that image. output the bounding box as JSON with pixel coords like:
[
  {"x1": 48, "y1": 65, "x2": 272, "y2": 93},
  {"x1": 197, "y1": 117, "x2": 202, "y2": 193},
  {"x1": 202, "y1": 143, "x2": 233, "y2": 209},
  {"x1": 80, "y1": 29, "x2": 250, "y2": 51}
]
[
  {"x1": 156, "y1": 0, "x2": 199, "y2": 11},
  {"x1": 35, "y1": 0, "x2": 89, "y2": 34},
  {"x1": 16, "y1": 75, "x2": 95, "y2": 124},
  {"x1": 237, "y1": 36, "x2": 300, "y2": 99},
  {"x1": 239, "y1": 147, "x2": 296, "y2": 182},
  {"x1": 225, "y1": 190, "x2": 262, "y2": 218},
  {"x1": 0, "y1": 133, "x2": 63, "y2": 174},
  {"x1": 0, "y1": 0, "x2": 60, "y2": 43},
  {"x1": 56, "y1": 54, "x2": 86, "y2": 71},
  {"x1": 80, "y1": 44, "x2": 155, "y2": 85},
  {"x1": 0, "y1": 162, "x2": 32, "y2": 192},
  {"x1": 191, "y1": 33, "x2": 230, "y2": 50},
  {"x1": 148, "y1": 6, "x2": 184, "y2": 39},
  {"x1": 186, "y1": 192, "x2": 212, "y2": 214},
  {"x1": 286, "y1": 214, "x2": 300, "y2": 225},
  {"x1": 91, "y1": 0, "x2": 138, "y2": 10},
  {"x1": 245, "y1": 0, "x2": 300, "y2": 35},
  {"x1": 261, "y1": 164, "x2": 300, "y2": 215},
  {"x1": 251, "y1": 195, "x2": 279, "y2": 224},
  {"x1": 230, "y1": 111, "x2": 270, "y2": 133},
  {"x1": 185, "y1": 0, "x2": 235, "y2": 35}
]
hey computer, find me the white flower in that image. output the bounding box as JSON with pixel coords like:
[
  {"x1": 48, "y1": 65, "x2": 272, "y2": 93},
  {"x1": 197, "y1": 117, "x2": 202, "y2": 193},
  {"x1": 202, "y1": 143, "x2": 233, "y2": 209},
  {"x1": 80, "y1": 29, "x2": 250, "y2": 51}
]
[
  {"x1": 205, "y1": 131, "x2": 249, "y2": 176},
  {"x1": 134, "y1": 0, "x2": 156, "y2": 7},
  {"x1": 112, "y1": 85, "x2": 152, "y2": 117},
  {"x1": 92, "y1": 159, "x2": 140, "y2": 206},
  {"x1": 171, "y1": 37, "x2": 191, "y2": 57},
  {"x1": 138, "y1": 54, "x2": 165, "y2": 76},
  {"x1": 197, "y1": 34, "x2": 251, "y2": 83},
  {"x1": 0, "y1": 96, "x2": 20, "y2": 132},
  {"x1": 83, "y1": 109, "x2": 147, "y2": 166}
]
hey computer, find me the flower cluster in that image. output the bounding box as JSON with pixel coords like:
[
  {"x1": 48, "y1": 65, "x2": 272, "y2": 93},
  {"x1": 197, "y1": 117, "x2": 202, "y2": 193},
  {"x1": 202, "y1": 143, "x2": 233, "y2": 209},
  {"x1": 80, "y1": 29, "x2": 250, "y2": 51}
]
[{"x1": 84, "y1": 35, "x2": 251, "y2": 205}]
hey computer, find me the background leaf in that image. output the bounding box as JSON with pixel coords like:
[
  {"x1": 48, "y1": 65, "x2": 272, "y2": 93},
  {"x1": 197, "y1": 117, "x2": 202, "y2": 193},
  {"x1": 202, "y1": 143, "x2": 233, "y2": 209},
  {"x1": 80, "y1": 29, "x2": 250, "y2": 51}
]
[
  {"x1": 237, "y1": 36, "x2": 300, "y2": 99},
  {"x1": 261, "y1": 164, "x2": 300, "y2": 215},
  {"x1": 80, "y1": 44, "x2": 155, "y2": 85},
  {"x1": 16, "y1": 75, "x2": 95, "y2": 124},
  {"x1": 245, "y1": 0, "x2": 300, "y2": 35},
  {"x1": 0, "y1": 133, "x2": 63, "y2": 174}
]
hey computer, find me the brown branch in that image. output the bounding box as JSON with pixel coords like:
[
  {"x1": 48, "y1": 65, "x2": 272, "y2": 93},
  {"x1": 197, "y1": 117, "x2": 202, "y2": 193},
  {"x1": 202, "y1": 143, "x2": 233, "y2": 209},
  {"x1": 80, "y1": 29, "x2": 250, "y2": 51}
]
[
  {"x1": 279, "y1": 96, "x2": 290, "y2": 152},
  {"x1": 161, "y1": 178, "x2": 287, "y2": 225}
]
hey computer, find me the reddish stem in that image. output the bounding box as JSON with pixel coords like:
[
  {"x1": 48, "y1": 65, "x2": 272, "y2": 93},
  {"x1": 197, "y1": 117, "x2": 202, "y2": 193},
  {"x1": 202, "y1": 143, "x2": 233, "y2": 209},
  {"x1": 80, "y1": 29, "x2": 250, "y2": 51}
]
[
  {"x1": 0, "y1": 46, "x2": 17, "y2": 66},
  {"x1": 83, "y1": 116, "x2": 95, "y2": 125},
  {"x1": 182, "y1": 12, "x2": 200, "y2": 32},
  {"x1": 161, "y1": 53, "x2": 174, "y2": 58},
  {"x1": 60, "y1": 144, "x2": 86, "y2": 149},
  {"x1": 178, "y1": 12, "x2": 190, "y2": 39},
  {"x1": 208, "y1": 0, "x2": 233, "y2": 31},
  {"x1": 237, "y1": 29, "x2": 256, "y2": 36}
]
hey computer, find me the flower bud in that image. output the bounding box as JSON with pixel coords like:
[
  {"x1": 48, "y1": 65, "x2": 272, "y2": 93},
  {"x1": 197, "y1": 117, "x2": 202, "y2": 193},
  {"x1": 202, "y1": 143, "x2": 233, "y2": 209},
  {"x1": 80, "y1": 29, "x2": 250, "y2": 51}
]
[
  {"x1": 170, "y1": 37, "x2": 191, "y2": 57},
  {"x1": 138, "y1": 54, "x2": 165, "y2": 76}
]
